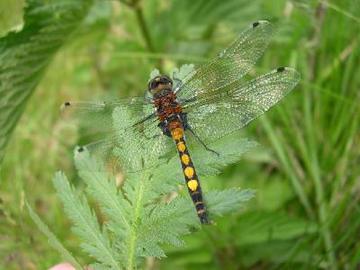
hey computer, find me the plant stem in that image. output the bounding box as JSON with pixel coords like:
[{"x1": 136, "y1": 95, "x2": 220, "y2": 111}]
[
  {"x1": 127, "y1": 175, "x2": 146, "y2": 270},
  {"x1": 119, "y1": 0, "x2": 163, "y2": 71},
  {"x1": 306, "y1": 2, "x2": 337, "y2": 268},
  {"x1": 132, "y1": 1, "x2": 155, "y2": 53}
]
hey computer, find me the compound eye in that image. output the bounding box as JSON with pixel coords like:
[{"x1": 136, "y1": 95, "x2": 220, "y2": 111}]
[
  {"x1": 162, "y1": 77, "x2": 172, "y2": 86},
  {"x1": 151, "y1": 81, "x2": 159, "y2": 89}
]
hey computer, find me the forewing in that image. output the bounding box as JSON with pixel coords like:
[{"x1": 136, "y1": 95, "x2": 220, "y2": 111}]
[
  {"x1": 183, "y1": 67, "x2": 300, "y2": 143},
  {"x1": 61, "y1": 98, "x2": 175, "y2": 172},
  {"x1": 176, "y1": 20, "x2": 273, "y2": 100},
  {"x1": 61, "y1": 97, "x2": 152, "y2": 137}
]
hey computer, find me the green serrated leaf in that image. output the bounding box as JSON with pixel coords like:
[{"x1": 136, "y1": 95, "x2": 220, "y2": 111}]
[
  {"x1": 207, "y1": 188, "x2": 255, "y2": 216},
  {"x1": 70, "y1": 141, "x2": 255, "y2": 265},
  {"x1": 0, "y1": 0, "x2": 94, "y2": 164},
  {"x1": 53, "y1": 171, "x2": 122, "y2": 269},
  {"x1": 74, "y1": 149, "x2": 131, "y2": 242}
]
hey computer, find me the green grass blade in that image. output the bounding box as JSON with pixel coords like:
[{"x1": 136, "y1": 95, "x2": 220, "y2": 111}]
[{"x1": 26, "y1": 201, "x2": 83, "y2": 270}]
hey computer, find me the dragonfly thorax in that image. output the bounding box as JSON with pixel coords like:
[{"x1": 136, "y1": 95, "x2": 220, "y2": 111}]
[{"x1": 153, "y1": 89, "x2": 182, "y2": 121}]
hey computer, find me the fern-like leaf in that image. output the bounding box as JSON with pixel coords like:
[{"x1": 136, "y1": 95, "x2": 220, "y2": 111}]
[
  {"x1": 71, "y1": 149, "x2": 255, "y2": 266},
  {"x1": 53, "y1": 172, "x2": 122, "y2": 270},
  {"x1": 61, "y1": 98, "x2": 256, "y2": 267}
]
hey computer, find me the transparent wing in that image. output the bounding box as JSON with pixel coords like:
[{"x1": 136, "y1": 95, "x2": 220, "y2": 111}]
[
  {"x1": 61, "y1": 97, "x2": 152, "y2": 129},
  {"x1": 111, "y1": 113, "x2": 175, "y2": 173},
  {"x1": 183, "y1": 67, "x2": 300, "y2": 143},
  {"x1": 61, "y1": 97, "x2": 153, "y2": 144},
  {"x1": 176, "y1": 20, "x2": 273, "y2": 100},
  {"x1": 61, "y1": 97, "x2": 175, "y2": 172}
]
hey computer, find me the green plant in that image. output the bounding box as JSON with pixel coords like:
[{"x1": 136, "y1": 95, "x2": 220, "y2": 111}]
[
  {"x1": 28, "y1": 101, "x2": 256, "y2": 269},
  {"x1": 1, "y1": 0, "x2": 360, "y2": 269}
]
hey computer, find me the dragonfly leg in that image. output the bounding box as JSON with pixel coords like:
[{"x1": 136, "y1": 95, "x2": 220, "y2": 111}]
[
  {"x1": 144, "y1": 133, "x2": 162, "y2": 140},
  {"x1": 179, "y1": 113, "x2": 219, "y2": 156},
  {"x1": 132, "y1": 112, "x2": 156, "y2": 127},
  {"x1": 186, "y1": 125, "x2": 220, "y2": 156}
]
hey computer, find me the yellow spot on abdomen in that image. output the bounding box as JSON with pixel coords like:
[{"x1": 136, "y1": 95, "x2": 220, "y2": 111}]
[
  {"x1": 171, "y1": 128, "x2": 184, "y2": 140},
  {"x1": 184, "y1": 166, "x2": 194, "y2": 178},
  {"x1": 187, "y1": 179, "x2": 198, "y2": 191},
  {"x1": 181, "y1": 154, "x2": 190, "y2": 165},
  {"x1": 177, "y1": 142, "x2": 186, "y2": 152}
]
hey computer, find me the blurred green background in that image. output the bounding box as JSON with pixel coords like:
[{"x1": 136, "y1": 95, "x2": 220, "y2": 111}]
[{"x1": 0, "y1": 0, "x2": 359, "y2": 269}]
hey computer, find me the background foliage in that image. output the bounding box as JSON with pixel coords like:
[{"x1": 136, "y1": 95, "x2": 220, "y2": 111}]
[{"x1": 0, "y1": 0, "x2": 359, "y2": 269}]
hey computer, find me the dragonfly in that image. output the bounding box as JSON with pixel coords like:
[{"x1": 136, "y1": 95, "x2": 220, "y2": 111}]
[{"x1": 62, "y1": 20, "x2": 300, "y2": 224}]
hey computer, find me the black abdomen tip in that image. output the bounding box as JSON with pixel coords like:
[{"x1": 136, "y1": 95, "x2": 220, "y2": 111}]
[
  {"x1": 197, "y1": 210, "x2": 210, "y2": 224},
  {"x1": 199, "y1": 213, "x2": 211, "y2": 225},
  {"x1": 277, "y1": 66, "x2": 285, "y2": 72}
]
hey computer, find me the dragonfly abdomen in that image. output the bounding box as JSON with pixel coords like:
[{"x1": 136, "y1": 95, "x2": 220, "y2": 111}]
[{"x1": 169, "y1": 121, "x2": 210, "y2": 224}]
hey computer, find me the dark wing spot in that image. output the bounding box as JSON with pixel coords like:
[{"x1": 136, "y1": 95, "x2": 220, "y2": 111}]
[
  {"x1": 253, "y1": 21, "x2": 260, "y2": 28},
  {"x1": 64, "y1": 101, "x2": 71, "y2": 106},
  {"x1": 277, "y1": 67, "x2": 285, "y2": 72},
  {"x1": 77, "y1": 146, "x2": 84, "y2": 152}
]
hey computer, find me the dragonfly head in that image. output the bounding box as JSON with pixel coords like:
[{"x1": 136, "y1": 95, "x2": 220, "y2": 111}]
[{"x1": 148, "y1": 75, "x2": 173, "y2": 95}]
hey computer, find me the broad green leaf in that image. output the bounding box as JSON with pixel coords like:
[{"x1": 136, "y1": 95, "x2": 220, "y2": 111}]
[{"x1": 0, "y1": 0, "x2": 93, "y2": 164}]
